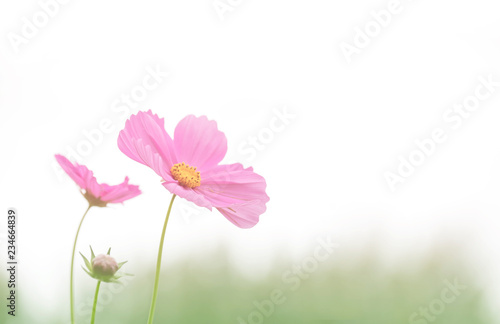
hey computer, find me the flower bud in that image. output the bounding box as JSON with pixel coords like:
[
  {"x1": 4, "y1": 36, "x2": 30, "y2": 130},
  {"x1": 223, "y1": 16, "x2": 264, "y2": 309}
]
[
  {"x1": 81, "y1": 246, "x2": 129, "y2": 283},
  {"x1": 92, "y1": 254, "x2": 119, "y2": 280}
]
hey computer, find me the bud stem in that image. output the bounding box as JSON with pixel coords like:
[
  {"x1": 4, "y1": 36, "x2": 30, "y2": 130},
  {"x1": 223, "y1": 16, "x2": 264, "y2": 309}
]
[
  {"x1": 90, "y1": 280, "x2": 101, "y2": 324},
  {"x1": 147, "y1": 194, "x2": 176, "y2": 324}
]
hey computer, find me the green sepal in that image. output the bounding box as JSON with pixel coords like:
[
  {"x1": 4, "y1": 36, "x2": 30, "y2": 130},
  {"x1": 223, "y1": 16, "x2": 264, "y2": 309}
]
[
  {"x1": 80, "y1": 252, "x2": 92, "y2": 272},
  {"x1": 117, "y1": 261, "x2": 128, "y2": 270},
  {"x1": 81, "y1": 266, "x2": 93, "y2": 278}
]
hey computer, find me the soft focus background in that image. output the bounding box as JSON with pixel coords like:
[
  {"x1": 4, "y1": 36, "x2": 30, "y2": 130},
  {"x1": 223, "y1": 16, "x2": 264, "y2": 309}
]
[{"x1": 1, "y1": 0, "x2": 500, "y2": 323}]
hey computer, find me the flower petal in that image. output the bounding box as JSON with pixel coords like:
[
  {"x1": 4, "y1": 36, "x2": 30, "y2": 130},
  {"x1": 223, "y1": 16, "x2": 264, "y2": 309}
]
[
  {"x1": 162, "y1": 182, "x2": 212, "y2": 209},
  {"x1": 217, "y1": 202, "x2": 267, "y2": 229},
  {"x1": 86, "y1": 177, "x2": 102, "y2": 199},
  {"x1": 129, "y1": 138, "x2": 174, "y2": 181},
  {"x1": 55, "y1": 154, "x2": 95, "y2": 191},
  {"x1": 118, "y1": 110, "x2": 177, "y2": 178},
  {"x1": 56, "y1": 154, "x2": 141, "y2": 205},
  {"x1": 173, "y1": 115, "x2": 227, "y2": 172},
  {"x1": 100, "y1": 177, "x2": 142, "y2": 203},
  {"x1": 55, "y1": 154, "x2": 104, "y2": 199},
  {"x1": 195, "y1": 163, "x2": 269, "y2": 228}
]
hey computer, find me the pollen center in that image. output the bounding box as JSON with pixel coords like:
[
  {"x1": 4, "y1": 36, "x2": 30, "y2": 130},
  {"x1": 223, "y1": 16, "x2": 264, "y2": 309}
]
[{"x1": 170, "y1": 162, "x2": 201, "y2": 188}]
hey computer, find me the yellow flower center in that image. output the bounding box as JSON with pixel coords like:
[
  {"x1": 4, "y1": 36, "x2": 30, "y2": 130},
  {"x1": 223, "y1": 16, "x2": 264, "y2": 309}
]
[{"x1": 170, "y1": 162, "x2": 201, "y2": 188}]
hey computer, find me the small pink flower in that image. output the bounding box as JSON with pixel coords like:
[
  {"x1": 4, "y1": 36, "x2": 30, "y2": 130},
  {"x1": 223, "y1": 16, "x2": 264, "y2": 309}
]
[
  {"x1": 55, "y1": 154, "x2": 141, "y2": 207},
  {"x1": 118, "y1": 110, "x2": 269, "y2": 228}
]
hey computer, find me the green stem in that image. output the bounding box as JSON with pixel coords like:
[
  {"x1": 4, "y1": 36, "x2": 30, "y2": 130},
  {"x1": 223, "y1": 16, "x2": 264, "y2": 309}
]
[
  {"x1": 90, "y1": 281, "x2": 101, "y2": 324},
  {"x1": 147, "y1": 194, "x2": 176, "y2": 324},
  {"x1": 70, "y1": 204, "x2": 92, "y2": 324}
]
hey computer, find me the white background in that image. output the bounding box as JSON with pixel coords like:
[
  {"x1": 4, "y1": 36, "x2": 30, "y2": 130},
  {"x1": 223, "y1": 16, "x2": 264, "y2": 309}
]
[{"x1": 1, "y1": 0, "x2": 500, "y2": 321}]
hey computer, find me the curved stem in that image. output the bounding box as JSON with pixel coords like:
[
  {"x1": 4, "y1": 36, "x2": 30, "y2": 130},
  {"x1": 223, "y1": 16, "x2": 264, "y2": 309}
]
[
  {"x1": 70, "y1": 205, "x2": 92, "y2": 324},
  {"x1": 90, "y1": 281, "x2": 101, "y2": 324},
  {"x1": 147, "y1": 194, "x2": 176, "y2": 324}
]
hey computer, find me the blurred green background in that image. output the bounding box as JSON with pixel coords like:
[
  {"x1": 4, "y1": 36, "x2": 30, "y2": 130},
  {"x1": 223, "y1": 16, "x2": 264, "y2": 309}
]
[{"x1": 1, "y1": 243, "x2": 493, "y2": 324}]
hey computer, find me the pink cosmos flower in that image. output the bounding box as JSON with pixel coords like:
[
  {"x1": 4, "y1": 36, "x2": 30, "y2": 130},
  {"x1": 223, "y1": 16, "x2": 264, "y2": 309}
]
[
  {"x1": 118, "y1": 110, "x2": 269, "y2": 228},
  {"x1": 55, "y1": 154, "x2": 141, "y2": 207}
]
